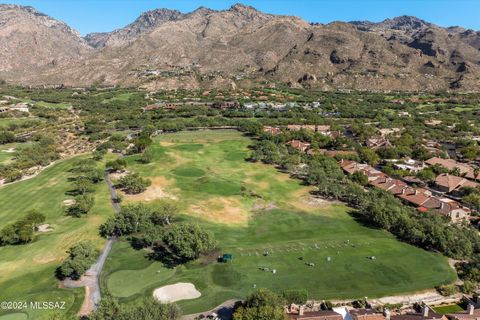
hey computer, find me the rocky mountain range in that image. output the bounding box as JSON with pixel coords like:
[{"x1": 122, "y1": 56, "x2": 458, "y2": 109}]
[{"x1": 0, "y1": 3, "x2": 479, "y2": 91}]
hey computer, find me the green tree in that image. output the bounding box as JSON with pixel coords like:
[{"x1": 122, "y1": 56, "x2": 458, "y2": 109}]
[
  {"x1": 351, "y1": 171, "x2": 368, "y2": 186},
  {"x1": 233, "y1": 289, "x2": 287, "y2": 320},
  {"x1": 117, "y1": 173, "x2": 151, "y2": 194},
  {"x1": 57, "y1": 241, "x2": 98, "y2": 280},
  {"x1": 140, "y1": 147, "x2": 154, "y2": 164},
  {"x1": 358, "y1": 147, "x2": 380, "y2": 165},
  {"x1": 162, "y1": 223, "x2": 216, "y2": 261}
]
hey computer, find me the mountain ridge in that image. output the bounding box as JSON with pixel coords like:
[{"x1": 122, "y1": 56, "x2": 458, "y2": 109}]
[{"x1": 1, "y1": 3, "x2": 480, "y2": 91}]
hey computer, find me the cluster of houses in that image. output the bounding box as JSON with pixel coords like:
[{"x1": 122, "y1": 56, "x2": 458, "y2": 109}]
[
  {"x1": 340, "y1": 160, "x2": 472, "y2": 222},
  {"x1": 286, "y1": 299, "x2": 480, "y2": 320},
  {"x1": 262, "y1": 125, "x2": 341, "y2": 152}
]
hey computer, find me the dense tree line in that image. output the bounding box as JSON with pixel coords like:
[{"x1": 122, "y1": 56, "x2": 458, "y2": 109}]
[{"x1": 65, "y1": 159, "x2": 104, "y2": 217}]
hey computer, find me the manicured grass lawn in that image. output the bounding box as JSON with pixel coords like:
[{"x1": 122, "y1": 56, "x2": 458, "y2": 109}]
[
  {"x1": 102, "y1": 130, "x2": 456, "y2": 314},
  {"x1": 0, "y1": 313, "x2": 28, "y2": 320},
  {"x1": 0, "y1": 156, "x2": 115, "y2": 319},
  {"x1": 433, "y1": 304, "x2": 465, "y2": 314}
]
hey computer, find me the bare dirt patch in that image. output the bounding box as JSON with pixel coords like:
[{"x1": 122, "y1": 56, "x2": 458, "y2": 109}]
[
  {"x1": 290, "y1": 188, "x2": 337, "y2": 212},
  {"x1": 123, "y1": 176, "x2": 178, "y2": 202},
  {"x1": 189, "y1": 197, "x2": 250, "y2": 225},
  {"x1": 252, "y1": 201, "x2": 278, "y2": 211},
  {"x1": 109, "y1": 170, "x2": 130, "y2": 180},
  {"x1": 159, "y1": 141, "x2": 175, "y2": 147}
]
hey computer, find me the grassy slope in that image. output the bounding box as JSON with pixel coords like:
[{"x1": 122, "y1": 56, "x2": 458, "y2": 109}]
[
  {"x1": 0, "y1": 156, "x2": 114, "y2": 319},
  {"x1": 102, "y1": 130, "x2": 456, "y2": 314}
]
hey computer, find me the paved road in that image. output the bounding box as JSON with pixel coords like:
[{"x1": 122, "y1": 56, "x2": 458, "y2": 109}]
[{"x1": 62, "y1": 172, "x2": 120, "y2": 316}]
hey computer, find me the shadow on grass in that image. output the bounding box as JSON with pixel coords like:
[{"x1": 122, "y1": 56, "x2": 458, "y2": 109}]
[{"x1": 146, "y1": 246, "x2": 186, "y2": 269}]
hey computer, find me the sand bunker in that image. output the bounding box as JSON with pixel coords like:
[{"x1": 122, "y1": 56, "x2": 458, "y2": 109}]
[
  {"x1": 189, "y1": 197, "x2": 249, "y2": 225},
  {"x1": 3, "y1": 148, "x2": 15, "y2": 153},
  {"x1": 153, "y1": 282, "x2": 201, "y2": 303},
  {"x1": 63, "y1": 199, "x2": 76, "y2": 206},
  {"x1": 37, "y1": 224, "x2": 52, "y2": 233},
  {"x1": 123, "y1": 176, "x2": 178, "y2": 202}
]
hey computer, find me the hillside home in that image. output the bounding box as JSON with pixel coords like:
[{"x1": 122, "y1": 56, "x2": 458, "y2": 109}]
[
  {"x1": 365, "y1": 136, "x2": 393, "y2": 149},
  {"x1": 262, "y1": 126, "x2": 281, "y2": 135},
  {"x1": 339, "y1": 160, "x2": 384, "y2": 181},
  {"x1": 397, "y1": 188, "x2": 432, "y2": 207},
  {"x1": 434, "y1": 174, "x2": 479, "y2": 193},
  {"x1": 350, "y1": 309, "x2": 386, "y2": 320},
  {"x1": 392, "y1": 159, "x2": 427, "y2": 173},
  {"x1": 339, "y1": 161, "x2": 470, "y2": 222},
  {"x1": 448, "y1": 303, "x2": 480, "y2": 320},
  {"x1": 420, "y1": 197, "x2": 471, "y2": 222},
  {"x1": 288, "y1": 124, "x2": 317, "y2": 132},
  {"x1": 391, "y1": 306, "x2": 446, "y2": 320},
  {"x1": 287, "y1": 305, "x2": 343, "y2": 320},
  {"x1": 289, "y1": 140, "x2": 311, "y2": 152},
  {"x1": 426, "y1": 157, "x2": 477, "y2": 180}
]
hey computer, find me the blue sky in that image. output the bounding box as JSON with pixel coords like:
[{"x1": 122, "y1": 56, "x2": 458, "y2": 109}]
[{"x1": 4, "y1": 0, "x2": 480, "y2": 35}]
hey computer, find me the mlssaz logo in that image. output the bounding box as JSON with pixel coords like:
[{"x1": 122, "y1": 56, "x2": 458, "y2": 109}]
[{"x1": 30, "y1": 301, "x2": 66, "y2": 310}]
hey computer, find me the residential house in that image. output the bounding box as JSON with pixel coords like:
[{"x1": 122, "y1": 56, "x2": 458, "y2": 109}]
[
  {"x1": 370, "y1": 176, "x2": 405, "y2": 191},
  {"x1": 287, "y1": 305, "x2": 343, "y2": 320},
  {"x1": 263, "y1": 126, "x2": 281, "y2": 135},
  {"x1": 448, "y1": 303, "x2": 480, "y2": 320},
  {"x1": 397, "y1": 188, "x2": 432, "y2": 207},
  {"x1": 392, "y1": 159, "x2": 427, "y2": 173},
  {"x1": 339, "y1": 161, "x2": 470, "y2": 222},
  {"x1": 426, "y1": 157, "x2": 477, "y2": 180},
  {"x1": 434, "y1": 174, "x2": 479, "y2": 193},
  {"x1": 420, "y1": 197, "x2": 471, "y2": 222},
  {"x1": 288, "y1": 124, "x2": 317, "y2": 132},
  {"x1": 289, "y1": 140, "x2": 311, "y2": 152},
  {"x1": 0, "y1": 106, "x2": 9, "y2": 113},
  {"x1": 350, "y1": 309, "x2": 386, "y2": 320},
  {"x1": 366, "y1": 137, "x2": 393, "y2": 149},
  {"x1": 391, "y1": 306, "x2": 446, "y2": 320},
  {"x1": 339, "y1": 160, "x2": 384, "y2": 181}
]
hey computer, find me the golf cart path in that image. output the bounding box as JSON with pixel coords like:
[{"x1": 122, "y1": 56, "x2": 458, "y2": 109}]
[{"x1": 61, "y1": 172, "x2": 120, "y2": 316}]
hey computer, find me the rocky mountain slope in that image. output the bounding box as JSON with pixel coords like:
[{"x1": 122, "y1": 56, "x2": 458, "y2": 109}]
[
  {"x1": 1, "y1": 4, "x2": 479, "y2": 91},
  {"x1": 0, "y1": 4, "x2": 91, "y2": 74},
  {"x1": 84, "y1": 8, "x2": 183, "y2": 48}
]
